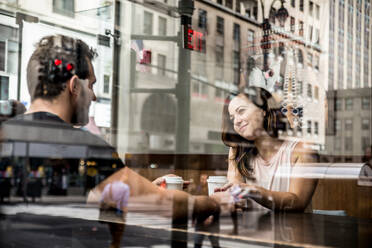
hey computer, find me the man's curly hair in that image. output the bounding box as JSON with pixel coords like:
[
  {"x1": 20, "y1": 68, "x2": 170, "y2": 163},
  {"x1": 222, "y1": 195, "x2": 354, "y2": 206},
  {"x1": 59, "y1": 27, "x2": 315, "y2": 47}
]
[{"x1": 26, "y1": 35, "x2": 97, "y2": 101}]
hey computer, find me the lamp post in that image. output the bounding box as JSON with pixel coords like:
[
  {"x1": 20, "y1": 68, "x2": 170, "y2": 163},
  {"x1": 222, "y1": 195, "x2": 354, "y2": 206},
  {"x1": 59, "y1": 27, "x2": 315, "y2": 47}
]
[
  {"x1": 259, "y1": 0, "x2": 288, "y2": 72},
  {"x1": 243, "y1": 0, "x2": 288, "y2": 74}
]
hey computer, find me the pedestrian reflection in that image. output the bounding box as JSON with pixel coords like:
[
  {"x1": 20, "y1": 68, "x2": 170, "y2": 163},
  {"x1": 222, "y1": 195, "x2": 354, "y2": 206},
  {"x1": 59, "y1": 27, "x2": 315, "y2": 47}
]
[
  {"x1": 192, "y1": 195, "x2": 220, "y2": 248},
  {"x1": 99, "y1": 180, "x2": 130, "y2": 248}
]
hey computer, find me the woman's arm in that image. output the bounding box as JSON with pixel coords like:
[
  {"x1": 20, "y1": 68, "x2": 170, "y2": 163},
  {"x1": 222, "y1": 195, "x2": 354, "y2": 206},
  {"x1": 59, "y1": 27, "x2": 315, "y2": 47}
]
[{"x1": 236, "y1": 143, "x2": 318, "y2": 211}]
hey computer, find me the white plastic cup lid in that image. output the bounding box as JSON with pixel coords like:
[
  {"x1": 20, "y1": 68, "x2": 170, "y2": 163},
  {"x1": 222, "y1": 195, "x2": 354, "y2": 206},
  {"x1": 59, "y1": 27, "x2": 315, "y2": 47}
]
[
  {"x1": 165, "y1": 176, "x2": 183, "y2": 184},
  {"x1": 207, "y1": 176, "x2": 228, "y2": 184}
]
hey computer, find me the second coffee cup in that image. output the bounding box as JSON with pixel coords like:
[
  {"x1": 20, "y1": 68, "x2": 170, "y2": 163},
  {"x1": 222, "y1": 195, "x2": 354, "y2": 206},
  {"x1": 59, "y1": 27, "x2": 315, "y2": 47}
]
[
  {"x1": 207, "y1": 176, "x2": 228, "y2": 196},
  {"x1": 164, "y1": 176, "x2": 184, "y2": 190}
]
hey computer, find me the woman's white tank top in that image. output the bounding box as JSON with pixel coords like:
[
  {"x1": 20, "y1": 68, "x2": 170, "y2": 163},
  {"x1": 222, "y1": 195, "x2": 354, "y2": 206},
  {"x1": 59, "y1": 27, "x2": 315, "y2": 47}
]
[{"x1": 247, "y1": 139, "x2": 299, "y2": 192}]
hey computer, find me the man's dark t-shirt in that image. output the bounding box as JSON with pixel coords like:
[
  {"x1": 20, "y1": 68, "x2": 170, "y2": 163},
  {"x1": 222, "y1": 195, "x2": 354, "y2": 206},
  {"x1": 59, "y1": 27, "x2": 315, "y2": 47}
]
[{"x1": 0, "y1": 112, "x2": 123, "y2": 198}]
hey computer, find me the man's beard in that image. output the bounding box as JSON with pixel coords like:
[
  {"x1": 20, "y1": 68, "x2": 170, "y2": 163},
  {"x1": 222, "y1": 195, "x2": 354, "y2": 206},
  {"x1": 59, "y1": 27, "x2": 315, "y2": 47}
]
[
  {"x1": 70, "y1": 103, "x2": 89, "y2": 126},
  {"x1": 71, "y1": 85, "x2": 90, "y2": 126}
]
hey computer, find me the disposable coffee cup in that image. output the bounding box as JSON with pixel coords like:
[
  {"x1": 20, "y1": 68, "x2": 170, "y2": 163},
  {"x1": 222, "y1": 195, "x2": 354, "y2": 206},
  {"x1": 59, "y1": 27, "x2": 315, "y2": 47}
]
[
  {"x1": 207, "y1": 176, "x2": 228, "y2": 196},
  {"x1": 164, "y1": 176, "x2": 184, "y2": 190}
]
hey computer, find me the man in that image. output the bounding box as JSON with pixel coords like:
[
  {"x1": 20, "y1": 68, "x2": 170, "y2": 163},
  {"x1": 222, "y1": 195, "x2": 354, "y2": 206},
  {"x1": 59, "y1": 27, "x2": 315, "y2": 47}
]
[{"x1": 0, "y1": 34, "x2": 221, "y2": 247}]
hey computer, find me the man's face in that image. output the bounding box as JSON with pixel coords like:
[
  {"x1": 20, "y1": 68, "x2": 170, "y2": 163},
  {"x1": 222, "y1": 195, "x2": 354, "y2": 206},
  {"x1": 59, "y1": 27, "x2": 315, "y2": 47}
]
[{"x1": 71, "y1": 59, "x2": 96, "y2": 126}]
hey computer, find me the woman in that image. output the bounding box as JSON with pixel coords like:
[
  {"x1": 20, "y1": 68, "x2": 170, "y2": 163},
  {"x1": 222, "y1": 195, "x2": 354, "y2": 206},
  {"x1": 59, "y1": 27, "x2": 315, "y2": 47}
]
[{"x1": 217, "y1": 86, "x2": 318, "y2": 211}]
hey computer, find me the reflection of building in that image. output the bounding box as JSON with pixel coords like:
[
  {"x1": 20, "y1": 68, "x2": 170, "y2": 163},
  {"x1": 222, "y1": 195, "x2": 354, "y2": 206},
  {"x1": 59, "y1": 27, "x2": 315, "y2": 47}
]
[
  {"x1": 0, "y1": 0, "x2": 114, "y2": 135},
  {"x1": 327, "y1": 0, "x2": 371, "y2": 90},
  {"x1": 0, "y1": 13, "x2": 18, "y2": 101},
  {"x1": 121, "y1": 0, "x2": 329, "y2": 155},
  {"x1": 189, "y1": 0, "x2": 328, "y2": 152},
  {"x1": 325, "y1": 0, "x2": 371, "y2": 162},
  {"x1": 326, "y1": 89, "x2": 371, "y2": 162},
  {"x1": 120, "y1": 0, "x2": 179, "y2": 153}
]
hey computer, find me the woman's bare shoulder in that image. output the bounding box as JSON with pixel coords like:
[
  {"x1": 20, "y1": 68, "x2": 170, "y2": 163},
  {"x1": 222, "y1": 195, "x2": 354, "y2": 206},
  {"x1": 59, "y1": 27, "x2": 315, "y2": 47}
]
[{"x1": 292, "y1": 141, "x2": 318, "y2": 165}]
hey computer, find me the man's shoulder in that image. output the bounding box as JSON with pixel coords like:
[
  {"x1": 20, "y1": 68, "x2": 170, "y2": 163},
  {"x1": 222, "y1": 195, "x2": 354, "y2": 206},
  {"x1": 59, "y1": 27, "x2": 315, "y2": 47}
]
[{"x1": 0, "y1": 112, "x2": 116, "y2": 160}]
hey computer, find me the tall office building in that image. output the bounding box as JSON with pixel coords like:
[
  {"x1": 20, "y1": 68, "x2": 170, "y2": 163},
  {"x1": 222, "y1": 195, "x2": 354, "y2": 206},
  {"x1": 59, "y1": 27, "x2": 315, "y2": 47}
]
[
  {"x1": 326, "y1": 0, "x2": 372, "y2": 162},
  {"x1": 328, "y1": 0, "x2": 371, "y2": 90}
]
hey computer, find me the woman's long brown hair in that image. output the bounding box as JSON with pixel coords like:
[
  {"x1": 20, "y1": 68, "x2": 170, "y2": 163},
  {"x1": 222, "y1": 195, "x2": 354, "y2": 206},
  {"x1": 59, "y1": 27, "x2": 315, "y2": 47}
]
[{"x1": 221, "y1": 86, "x2": 285, "y2": 179}]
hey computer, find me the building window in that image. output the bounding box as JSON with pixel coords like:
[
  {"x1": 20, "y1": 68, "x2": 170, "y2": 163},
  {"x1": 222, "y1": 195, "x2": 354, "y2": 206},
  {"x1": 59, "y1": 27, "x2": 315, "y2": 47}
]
[
  {"x1": 158, "y1": 54, "x2": 166, "y2": 76},
  {"x1": 198, "y1": 9, "x2": 207, "y2": 30},
  {"x1": 336, "y1": 99, "x2": 342, "y2": 110},
  {"x1": 215, "y1": 45, "x2": 224, "y2": 67},
  {"x1": 362, "y1": 119, "x2": 370, "y2": 130},
  {"x1": 314, "y1": 121, "x2": 319, "y2": 135},
  {"x1": 307, "y1": 83, "x2": 312, "y2": 98},
  {"x1": 345, "y1": 119, "x2": 352, "y2": 130},
  {"x1": 236, "y1": 0, "x2": 241, "y2": 13},
  {"x1": 307, "y1": 120, "x2": 312, "y2": 134},
  {"x1": 158, "y1": 17, "x2": 167, "y2": 36},
  {"x1": 215, "y1": 87, "x2": 224, "y2": 98},
  {"x1": 217, "y1": 0, "x2": 222, "y2": 4},
  {"x1": 309, "y1": 1, "x2": 314, "y2": 16},
  {"x1": 316, "y1": 4, "x2": 320, "y2": 19},
  {"x1": 362, "y1": 137, "x2": 370, "y2": 151},
  {"x1": 345, "y1": 98, "x2": 353, "y2": 110},
  {"x1": 290, "y1": 17, "x2": 295, "y2": 32},
  {"x1": 215, "y1": 45, "x2": 224, "y2": 80},
  {"x1": 315, "y1": 28, "x2": 320, "y2": 44},
  {"x1": 6, "y1": 40, "x2": 18, "y2": 75},
  {"x1": 226, "y1": 0, "x2": 233, "y2": 9},
  {"x1": 216, "y1": 16, "x2": 224, "y2": 35},
  {"x1": 233, "y1": 23, "x2": 240, "y2": 41},
  {"x1": 335, "y1": 119, "x2": 341, "y2": 132},
  {"x1": 144, "y1": 11, "x2": 153, "y2": 35},
  {"x1": 299, "y1": 21, "x2": 304, "y2": 36},
  {"x1": 314, "y1": 55, "x2": 319, "y2": 70},
  {"x1": 300, "y1": 0, "x2": 304, "y2": 11},
  {"x1": 53, "y1": 0, "x2": 75, "y2": 17},
  {"x1": 307, "y1": 53, "x2": 313, "y2": 67},
  {"x1": 103, "y1": 75, "x2": 110, "y2": 94},
  {"x1": 314, "y1": 86, "x2": 319, "y2": 100},
  {"x1": 233, "y1": 23, "x2": 241, "y2": 51},
  {"x1": 291, "y1": 0, "x2": 295, "y2": 8},
  {"x1": 334, "y1": 137, "x2": 341, "y2": 151},
  {"x1": 233, "y1": 51, "x2": 240, "y2": 85},
  {"x1": 248, "y1": 29, "x2": 254, "y2": 45},
  {"x1": 0, "y1": 76, "x2": 9, "y2": 100},
  {"x1": 362, "y1": 97, "x2": 370, "y2": 109},
  {"x1": 297, "y1": 49, "x2": 303, "y2": 64},
  {"x1": 345, "y1": 137, "x2": 353, "y2": 151},
  {"x1": 0, "y1": 41, "x2": 5, "y2": 72},
  {"x1": 298, "y1": 81, "x2": 303, "y2": 95},
  {"x1": 309, "y1": 25, "x2": 313, "y2": 42}
]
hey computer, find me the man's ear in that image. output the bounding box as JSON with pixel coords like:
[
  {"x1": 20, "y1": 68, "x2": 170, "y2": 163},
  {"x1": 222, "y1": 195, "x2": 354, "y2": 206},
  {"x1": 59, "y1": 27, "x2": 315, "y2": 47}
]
[{"x1": 68, "y1": 75, "x2": 80, "y2": 96}]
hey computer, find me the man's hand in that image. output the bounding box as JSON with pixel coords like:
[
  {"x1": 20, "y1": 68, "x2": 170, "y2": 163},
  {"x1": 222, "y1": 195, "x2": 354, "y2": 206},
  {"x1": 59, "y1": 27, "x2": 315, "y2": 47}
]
[{"x1": 152, "y1": 174, "x2": 190, "y2": 190}]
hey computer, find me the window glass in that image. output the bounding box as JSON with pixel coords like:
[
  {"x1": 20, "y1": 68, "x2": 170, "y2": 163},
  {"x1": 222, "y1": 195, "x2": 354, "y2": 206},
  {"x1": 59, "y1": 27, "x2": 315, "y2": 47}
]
[
  {"x1": 53, "y1": 0, "x2": 74, "y2": 17},
  {"x1": 345, "y1": 98, "x2": 353, "y2": 110},
  {"x1": 0, "y1": 41, "x2": 5, "y2": 71},
  {"x1": 362, "y1": 119, "x2": 370, "y2": 130},
  {"x1": 216, "y1": 16, "x2": 224, "y2": 35},
  {"x1": 345, "y1": 119, "x2": 352, "y2": 130},
  {"x1": 0, "y1": 1, "x2": 371, "y2": 247},
  {"x1": 362, "y1": 96, "x2": 370, "y2": 109},
  {"x1": 158, "y1": 16, "x2": 167, "y2": 36},
  {"x1": 144, "y1": 11, "x2": 153, "y2": 35}
]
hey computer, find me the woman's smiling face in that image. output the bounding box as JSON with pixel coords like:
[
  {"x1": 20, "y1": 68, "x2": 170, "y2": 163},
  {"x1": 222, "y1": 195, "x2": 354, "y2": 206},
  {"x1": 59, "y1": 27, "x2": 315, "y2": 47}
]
[{"x1": 228, "y1": 94, "x2": 265, "y2": 141}]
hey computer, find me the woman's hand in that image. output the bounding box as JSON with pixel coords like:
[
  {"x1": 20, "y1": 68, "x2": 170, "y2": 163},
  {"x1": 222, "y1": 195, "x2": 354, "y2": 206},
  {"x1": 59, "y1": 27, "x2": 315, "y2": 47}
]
[
  {"x1": 214, "y1": 182, "x2": 233, "y2": 192},
  {"x1": 214, "y1": 183, "x2": 263, "y2": 203}
]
